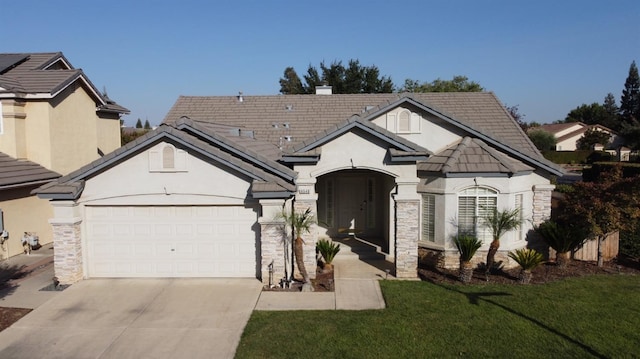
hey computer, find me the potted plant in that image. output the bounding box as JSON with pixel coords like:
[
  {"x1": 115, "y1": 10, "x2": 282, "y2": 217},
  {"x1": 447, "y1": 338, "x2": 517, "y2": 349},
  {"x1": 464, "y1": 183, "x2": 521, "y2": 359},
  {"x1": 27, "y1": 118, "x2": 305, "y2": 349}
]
[
  {"x1": 453, "y1": 233, "x2": 483, "y2": 283},
  {"x1": 316, "y1": 238, "x2": 340, "y2": 272},
  {"x1": 508, "y1": 248, "x2": 544, "y2": 284}
]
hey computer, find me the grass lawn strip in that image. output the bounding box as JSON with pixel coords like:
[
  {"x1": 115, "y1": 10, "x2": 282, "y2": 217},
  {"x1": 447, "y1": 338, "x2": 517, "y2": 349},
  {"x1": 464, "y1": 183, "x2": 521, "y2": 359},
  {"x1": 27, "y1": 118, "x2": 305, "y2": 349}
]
[{"x1": 236, "y1": 274, "x2": 640, "y2": 358}]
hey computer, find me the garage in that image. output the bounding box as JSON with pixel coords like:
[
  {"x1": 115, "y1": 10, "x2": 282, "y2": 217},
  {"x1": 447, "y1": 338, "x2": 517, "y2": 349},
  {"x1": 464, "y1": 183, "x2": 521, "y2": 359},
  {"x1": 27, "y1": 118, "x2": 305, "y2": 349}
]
[{"x1": 85, "y1": 205, "x2": 259, "y2": 278}]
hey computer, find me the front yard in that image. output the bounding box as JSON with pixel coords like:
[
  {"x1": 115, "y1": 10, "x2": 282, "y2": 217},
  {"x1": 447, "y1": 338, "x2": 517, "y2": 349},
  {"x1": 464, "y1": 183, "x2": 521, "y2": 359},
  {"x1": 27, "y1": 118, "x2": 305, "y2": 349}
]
[{"x1": 237, "y1": 274, "x2": 640, "y2": 358}]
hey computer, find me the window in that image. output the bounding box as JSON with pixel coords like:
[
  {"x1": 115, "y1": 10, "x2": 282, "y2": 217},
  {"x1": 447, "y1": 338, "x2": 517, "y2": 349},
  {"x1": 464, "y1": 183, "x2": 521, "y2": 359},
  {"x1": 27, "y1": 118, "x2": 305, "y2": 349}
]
[
  {"x1": 422, "y1": 194, "x2": 435, "y2": 242},
  {"x1": 162, "y1": 145, "x2": 175, "y2": 169},
  {"x1": 515, "y1": 194, "x2": 524, "y2": 241},
  {"x1": 458, "y1": 187, "x2": 497, "y2": 242}
]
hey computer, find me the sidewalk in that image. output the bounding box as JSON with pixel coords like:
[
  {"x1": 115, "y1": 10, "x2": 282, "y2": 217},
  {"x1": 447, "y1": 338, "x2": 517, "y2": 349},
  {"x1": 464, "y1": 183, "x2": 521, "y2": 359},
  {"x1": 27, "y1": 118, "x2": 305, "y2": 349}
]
[
  {"x1": 254, "y1": 237, "x2": 391, "y2": 311},
  {"x1": 0, "y1": 244, "x2": 58, "y2": 309}
]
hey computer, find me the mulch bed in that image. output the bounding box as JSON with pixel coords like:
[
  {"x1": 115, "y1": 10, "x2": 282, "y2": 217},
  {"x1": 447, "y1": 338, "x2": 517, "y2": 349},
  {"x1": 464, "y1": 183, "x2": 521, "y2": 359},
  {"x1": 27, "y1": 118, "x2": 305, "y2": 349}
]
[
  {"x1": 0, "y1": 307, "x2": 31, "y2": 332},
  {"x1": 419, "y1": 255, "x2": 640, "y2": 285},
  {"x1": 263, "y1": 268, "x2": 335, "y2": 292}
]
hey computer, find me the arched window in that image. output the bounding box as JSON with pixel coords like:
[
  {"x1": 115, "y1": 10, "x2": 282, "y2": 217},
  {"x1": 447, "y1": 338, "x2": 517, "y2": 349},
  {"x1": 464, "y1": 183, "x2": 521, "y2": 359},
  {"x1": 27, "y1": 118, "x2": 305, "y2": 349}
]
[
  {"x1": 162, "y1": 145, "x2": 175, "y2": 169},
  {"x1": 398, "y1": 110, "x2": 411, "y2": 133},
  {"x1": 457, "y1": 187, "x2": 497, "y2": 242}
]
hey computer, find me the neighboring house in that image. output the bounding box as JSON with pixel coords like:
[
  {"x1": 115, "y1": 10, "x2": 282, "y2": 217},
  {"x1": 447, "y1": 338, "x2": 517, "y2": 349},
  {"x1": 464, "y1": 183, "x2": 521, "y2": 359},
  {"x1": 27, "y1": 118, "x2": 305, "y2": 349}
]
[
  {"x1": 538, "y1": 122, "x2": 626, "y2": 157},
  {"x1": 36, "y1": 90, "x2": 563, "y2": 285},
  {"x1": 0, "y1": 52, "x2": 129, "y2": 259}
]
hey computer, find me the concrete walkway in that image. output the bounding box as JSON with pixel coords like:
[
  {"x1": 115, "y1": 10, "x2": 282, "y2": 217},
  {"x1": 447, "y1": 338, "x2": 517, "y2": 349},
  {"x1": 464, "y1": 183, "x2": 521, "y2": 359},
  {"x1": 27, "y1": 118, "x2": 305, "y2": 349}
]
[{"x1": 255, "y1": 237, "x2": 392, "y2": 311}]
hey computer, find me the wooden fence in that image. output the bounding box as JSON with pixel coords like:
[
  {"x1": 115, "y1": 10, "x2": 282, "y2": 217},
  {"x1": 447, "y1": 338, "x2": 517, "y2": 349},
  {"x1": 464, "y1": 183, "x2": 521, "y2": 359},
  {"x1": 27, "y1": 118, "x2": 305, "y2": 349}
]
[{"x1": 572, "y1": 231, "x2": 619, "y2": 262}]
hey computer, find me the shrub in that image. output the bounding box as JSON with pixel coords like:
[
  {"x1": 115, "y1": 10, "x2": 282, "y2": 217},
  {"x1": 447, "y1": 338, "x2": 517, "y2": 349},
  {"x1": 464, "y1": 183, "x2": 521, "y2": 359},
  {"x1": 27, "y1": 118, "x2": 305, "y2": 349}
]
[
  {"x1": 316, "y1": 238, "x2": 340, "y2": 264},
  {"x1": 453, "y1": 233, "x2": 482, "y2": 262},
  {"x1": 508, "y1": 248, "x2": 544, "y2": 271}
]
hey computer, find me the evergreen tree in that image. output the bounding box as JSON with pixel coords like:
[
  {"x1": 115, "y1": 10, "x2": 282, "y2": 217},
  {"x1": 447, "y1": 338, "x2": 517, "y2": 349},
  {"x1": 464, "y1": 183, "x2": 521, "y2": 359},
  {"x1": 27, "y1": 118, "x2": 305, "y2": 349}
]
[
  {"x1": 602, "y1": 93, "x2": 620, "y2": 130},
  {"x1": 279, "y1": 67, "x2": 305, "y2": 94},
  {"x1": 143, "y1": 120, "x2": 151, "y2": 130},
  {"x1": 279, "y1": 59, "x2": 393, "y2": 94},
  {"x1": 565, "y1": 103, "x2": 610, "y2": 127},
  {"x1": 135, "y1": 118, "x2": 143, "y2": 128},
  {"x1": 576, "y1": 128, "x2": 611, "y2": 150},
  {"x1": 620, "y1": 61, "x2": 640, "y2": 126}
]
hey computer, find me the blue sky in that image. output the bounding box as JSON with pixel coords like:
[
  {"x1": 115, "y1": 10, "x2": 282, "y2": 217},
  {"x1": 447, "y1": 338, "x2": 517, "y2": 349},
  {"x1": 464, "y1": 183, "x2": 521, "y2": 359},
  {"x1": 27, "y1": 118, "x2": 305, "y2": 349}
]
[{"x1": 4, "y1": 0, "x2": 639, "y2": 126}]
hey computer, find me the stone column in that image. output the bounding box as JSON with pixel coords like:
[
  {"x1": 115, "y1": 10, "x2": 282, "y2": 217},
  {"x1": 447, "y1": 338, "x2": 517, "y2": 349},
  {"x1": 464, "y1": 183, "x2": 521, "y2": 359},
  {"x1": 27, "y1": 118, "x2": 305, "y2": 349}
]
[
  {"x1": 394, "y1": 178, "x2": 420, "y2": 278},
  {"x1": 258, "y1": 199, "x2": 286, "y2": 287},
  {"x1": 293, "y1": 177, "x2": 318, "y2": 280},
  {"x1": 49, "y1": 201, "x2": 84, "y2": 284},
  {"x1": 532, "y1": 184, "x2": 555, "y2": 226}
]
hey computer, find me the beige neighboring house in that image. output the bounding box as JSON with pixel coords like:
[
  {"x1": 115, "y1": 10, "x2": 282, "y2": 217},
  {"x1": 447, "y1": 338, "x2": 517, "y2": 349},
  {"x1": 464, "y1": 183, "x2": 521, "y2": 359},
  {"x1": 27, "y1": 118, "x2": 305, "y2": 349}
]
[
  {"x1": 0, "y1": 52, "x2": 129, "y2": 259},
  {"x1": 37, "y1": 89, "x2": 564, "y2": 285},
  {"x1": 538, "y1": 122, "x2": 627, "y2": 159}
]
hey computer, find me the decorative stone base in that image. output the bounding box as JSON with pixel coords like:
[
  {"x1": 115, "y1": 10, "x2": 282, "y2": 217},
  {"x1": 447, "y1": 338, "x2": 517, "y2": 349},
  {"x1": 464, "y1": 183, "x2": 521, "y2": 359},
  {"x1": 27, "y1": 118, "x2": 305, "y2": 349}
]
[{"x1": 418, "y1": 246, "x2": 518, "y2": 271}]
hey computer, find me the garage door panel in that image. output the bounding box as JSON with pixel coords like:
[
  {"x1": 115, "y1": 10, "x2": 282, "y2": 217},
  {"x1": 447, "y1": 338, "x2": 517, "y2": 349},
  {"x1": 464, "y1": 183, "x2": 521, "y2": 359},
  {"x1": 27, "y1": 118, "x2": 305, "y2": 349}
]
[{"x1": 87, "y1": 206, "x2": 257, "y2": 278}]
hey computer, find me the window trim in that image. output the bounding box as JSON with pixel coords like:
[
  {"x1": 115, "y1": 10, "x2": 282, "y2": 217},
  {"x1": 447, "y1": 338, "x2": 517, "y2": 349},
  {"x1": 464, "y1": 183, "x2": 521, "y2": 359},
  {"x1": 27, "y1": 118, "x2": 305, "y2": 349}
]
[{"x1": 457, "y1": 186, "x2": 498, "y2": 242}]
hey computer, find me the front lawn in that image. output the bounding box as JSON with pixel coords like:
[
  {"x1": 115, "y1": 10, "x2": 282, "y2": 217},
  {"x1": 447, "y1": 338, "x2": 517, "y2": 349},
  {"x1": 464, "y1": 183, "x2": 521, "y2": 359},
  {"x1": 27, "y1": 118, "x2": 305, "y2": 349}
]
[{"x1": 236, "y1": 274, "x2": 640, "y2": 358}]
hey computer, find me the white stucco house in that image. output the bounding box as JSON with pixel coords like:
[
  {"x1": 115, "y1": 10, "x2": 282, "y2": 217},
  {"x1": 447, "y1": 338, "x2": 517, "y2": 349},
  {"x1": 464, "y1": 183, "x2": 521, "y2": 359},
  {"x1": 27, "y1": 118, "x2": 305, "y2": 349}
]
[{"x1": 35, "y1": 90, "x2": 563, "y2": 285}]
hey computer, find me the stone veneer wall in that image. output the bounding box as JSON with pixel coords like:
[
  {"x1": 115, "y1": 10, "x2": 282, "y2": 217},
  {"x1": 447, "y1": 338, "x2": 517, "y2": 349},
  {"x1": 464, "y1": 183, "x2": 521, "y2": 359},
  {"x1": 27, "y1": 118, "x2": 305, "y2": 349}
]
[
  {"x1": 51, "y1": 220, "x2": 83, "y2": 284},
  {"x1": 395, "y1": 199, "x2": 419, "y2": 278},
  {"x1": 532, "y1": 184, "x2": 554, "y2": 226},
  {"x1": 259, "y1": 220, "x2": 286, "y2": 286}
]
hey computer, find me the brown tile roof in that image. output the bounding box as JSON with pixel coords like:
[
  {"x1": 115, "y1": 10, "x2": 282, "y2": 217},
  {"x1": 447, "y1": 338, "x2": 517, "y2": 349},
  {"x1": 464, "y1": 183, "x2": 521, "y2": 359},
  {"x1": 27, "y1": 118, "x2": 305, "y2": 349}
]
[
  {"x1": 418, "y1": 137, "x2": 534, "y2": 175},
  {"x1": 164, "y1": 92, "x2": 563, "y2": 175},
  {"x1": 34, "y1": 122, "x2": 295, "y2": 199},
  {"x1": 537, "y1": 122, "x2": 584, "y2": 135},
  {"x1": 0, "y1": 52, "x2": 129, "y2": 114},
  {"x1": 0, "y1": 152, "x2": 60, "y2": 189}
]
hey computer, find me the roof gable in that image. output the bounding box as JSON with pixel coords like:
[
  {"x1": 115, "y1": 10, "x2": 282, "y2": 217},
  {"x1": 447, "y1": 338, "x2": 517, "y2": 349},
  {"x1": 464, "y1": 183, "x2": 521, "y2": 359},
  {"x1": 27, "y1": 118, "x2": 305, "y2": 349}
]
[{"x1": 34, "y1": 123, "x2": 295, "y2": 200}]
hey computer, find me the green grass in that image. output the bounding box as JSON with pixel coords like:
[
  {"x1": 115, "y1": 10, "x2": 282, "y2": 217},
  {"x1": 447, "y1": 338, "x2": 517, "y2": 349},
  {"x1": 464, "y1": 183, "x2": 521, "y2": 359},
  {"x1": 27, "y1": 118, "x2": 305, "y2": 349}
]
[{"x1": 236, "y1": 275, "x2": 640, "y2": 358}]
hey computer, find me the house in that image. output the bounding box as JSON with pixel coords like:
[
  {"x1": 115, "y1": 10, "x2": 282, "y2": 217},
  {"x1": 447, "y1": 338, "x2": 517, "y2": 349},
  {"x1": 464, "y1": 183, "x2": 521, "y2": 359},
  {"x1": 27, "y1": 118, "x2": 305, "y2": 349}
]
[
  {"x1": 0, "y1": 52, "x2": 129, "y2": 259},
  {"x1": 538, "y1": 122, "x2": 627, "y2": 158},
  {"x1": 36, "y1": 90, "x2": 563, "y2": 285}
]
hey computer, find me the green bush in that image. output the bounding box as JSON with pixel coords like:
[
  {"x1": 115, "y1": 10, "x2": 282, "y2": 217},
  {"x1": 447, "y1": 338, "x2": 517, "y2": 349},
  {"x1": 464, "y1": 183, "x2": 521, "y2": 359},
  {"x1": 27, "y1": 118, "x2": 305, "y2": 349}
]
[
  {"x1": 582, "y1": 162, "x2": 640, "y2": 182},
  {"x1": 316, "y1": 238, "x2": 340, "y2": 264},
  {"x1": 620, "y1": 221, "x2": 640, "y2": 259},
  {"x1": 542, "y1": 150, "x2": 592, "y2": 164},
  {"x1": 536, "y1": 220, "x2": 586, "y2": 254},
  {"x1": 453, "y1": 233, "x2": 482, "y2": 262},
  {"x1": 508, "y1": 248, "x2": 544, "y2": 270}
]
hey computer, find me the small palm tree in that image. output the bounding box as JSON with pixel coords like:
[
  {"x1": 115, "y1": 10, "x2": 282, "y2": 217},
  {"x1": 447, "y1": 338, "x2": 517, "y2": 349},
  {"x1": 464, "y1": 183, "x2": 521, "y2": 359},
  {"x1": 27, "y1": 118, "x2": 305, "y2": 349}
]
[
  {"x1": 482, "y1": 207, "x2": 522, "y2": 274},
  {"x1": 536, "y1": 220, "x2": 586, "y2": 268},
  {"x1": 316, "y1": 238, "x2": 340, "y2": 272},
  {"x1": 508, "y1": 248, "x2": 544, "y2": 284},
  {"x1": 453, "y1": 233, "x2": 483, "y2": 283},
  {"x1": 280, "y1": 208, "x2": 315, "y2": 288}
]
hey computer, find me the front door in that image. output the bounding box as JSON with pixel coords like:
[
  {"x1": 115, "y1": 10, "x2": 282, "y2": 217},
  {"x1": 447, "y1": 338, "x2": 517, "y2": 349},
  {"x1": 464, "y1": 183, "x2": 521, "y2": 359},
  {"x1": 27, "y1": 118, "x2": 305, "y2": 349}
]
[{"x1": 337, "y1": 177, "x2": 367, "y2": 235}]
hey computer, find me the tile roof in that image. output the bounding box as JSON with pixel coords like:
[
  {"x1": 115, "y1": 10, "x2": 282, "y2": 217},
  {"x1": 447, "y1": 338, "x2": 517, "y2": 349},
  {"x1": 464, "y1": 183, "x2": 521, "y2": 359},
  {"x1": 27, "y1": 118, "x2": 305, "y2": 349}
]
[
  {"x1": 0, "y1": 152, "x2": 60, "y2": 189},
  {"x1": 418, "y1": 137, "x2": 534, "y2": 175},
  {"x1": 0, "y1": 52, "x2": 129, "y2": 114},
  {"x1": 163, "y1": 92, "x2": 563, "y2": 175},
  {"x1": 34, "y1": 122, "x2": 295, "y2": 199}
]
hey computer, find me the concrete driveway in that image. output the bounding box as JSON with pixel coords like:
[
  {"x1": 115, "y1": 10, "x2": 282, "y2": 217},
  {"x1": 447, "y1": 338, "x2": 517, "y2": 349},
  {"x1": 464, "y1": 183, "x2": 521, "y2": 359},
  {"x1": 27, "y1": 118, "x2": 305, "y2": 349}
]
[{"x1": 0, "y1": 278, "x2": 262, "y2": 359}]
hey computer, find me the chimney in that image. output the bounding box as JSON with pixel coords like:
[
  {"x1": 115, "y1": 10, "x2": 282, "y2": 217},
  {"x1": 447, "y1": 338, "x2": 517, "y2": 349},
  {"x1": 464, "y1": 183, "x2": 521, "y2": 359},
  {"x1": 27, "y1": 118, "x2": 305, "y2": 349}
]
[{"x1": 315, "y1": 85, "x2": 332, "y2": 95}]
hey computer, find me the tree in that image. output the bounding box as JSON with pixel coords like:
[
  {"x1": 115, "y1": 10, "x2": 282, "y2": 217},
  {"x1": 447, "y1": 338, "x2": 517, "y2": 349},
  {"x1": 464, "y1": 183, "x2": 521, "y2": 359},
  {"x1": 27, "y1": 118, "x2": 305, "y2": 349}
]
[
  {"x1": 143, "y1": 120, "x2": 151, "y2": 130},
  {"x1": 561, "y1": 166, "x2": 640, "y2": 267},
  {"x1": 620, "y1": 61, "x2": 640, "y2": 126},
  {"x1": 481, "y1": 208, "x2": 522, "y2": 274},
  {"x1": 400, "y1": 75, "x2": 484, "y2": 93},
  {"x1": 564, "y1": 103, "x2": 611, "y2": 127},
  {"x1": 527, "y1": 129, "x2": 557, "y2": 151},
  {"x1": 453, "y1": 233, "x2": 482, "y2": 283},
  {"x1": 135, "y1": 118, "x2": 143, "y2": 128},
  {"x1": 603, "y1": 93, "x2": 620, "y2": 130},
  {"x1": 279, "y1": 59, "x2": 394, "y2": 94},
  {"x1": 576, "y1": 128, "x2": 611, "y2": 150},
  {"x1": 505, "y1": 104, "x2": 528, "y2": 131},
  {"x1": 279, "y1": 208, "x2": 316, "y2": 291},
  {"x1": 279, "y1": 67, "x2": 305, "y2": 94}
]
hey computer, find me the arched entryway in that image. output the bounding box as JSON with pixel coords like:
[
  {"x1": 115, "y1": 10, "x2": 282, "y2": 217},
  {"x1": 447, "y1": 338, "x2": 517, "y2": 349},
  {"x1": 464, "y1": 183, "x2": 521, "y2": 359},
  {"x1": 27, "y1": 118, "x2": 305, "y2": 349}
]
[{"x1": 316, "y1": 169, "x2": 396, "y2": 255}]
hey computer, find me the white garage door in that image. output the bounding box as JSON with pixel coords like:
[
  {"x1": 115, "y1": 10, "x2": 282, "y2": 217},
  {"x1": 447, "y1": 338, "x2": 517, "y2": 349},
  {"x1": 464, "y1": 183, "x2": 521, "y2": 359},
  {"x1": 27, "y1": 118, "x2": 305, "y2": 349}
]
[{"x1": 86, "y1": 206, "x2": 258, "y2": 278}]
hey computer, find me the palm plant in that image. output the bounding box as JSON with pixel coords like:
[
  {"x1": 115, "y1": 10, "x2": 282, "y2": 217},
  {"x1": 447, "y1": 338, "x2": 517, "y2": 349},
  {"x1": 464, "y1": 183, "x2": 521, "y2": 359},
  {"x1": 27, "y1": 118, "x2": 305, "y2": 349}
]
[
  {"x1": 280, "y1": 208, "x2": 315, "y2": 287},
  {"x1": 453, "y1": 233, "x2": 483, "y2": 283},
  {"x1": 482, "y1": 207, "x2": 522, "y2": 274},
  {"x1": 508, "y1": 248, "x2": 544, "y2": 284},
  {"x1": 535, "y1": 220, "x2": 586, "y2": 268},
  {"x1": 316, "y1": 238, "x2": 340, "y2": 272}
]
